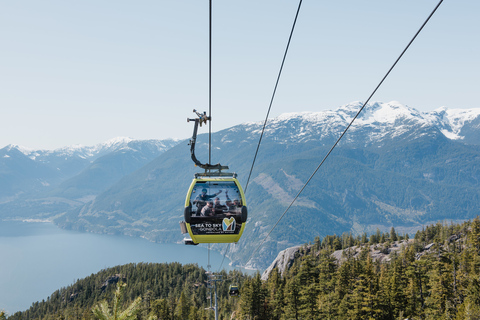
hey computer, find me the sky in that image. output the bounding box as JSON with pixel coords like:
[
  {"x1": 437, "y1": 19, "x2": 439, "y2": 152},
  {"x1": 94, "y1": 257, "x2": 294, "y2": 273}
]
[{"x1": 1, "y1": 0, "x2": 479, "y2": 150}]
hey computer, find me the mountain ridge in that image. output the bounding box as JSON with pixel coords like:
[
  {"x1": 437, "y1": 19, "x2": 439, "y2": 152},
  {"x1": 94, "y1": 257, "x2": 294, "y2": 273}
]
[
  {"x1": 0, "y1": 138, "x2": 180, "y2": 206},
  {"x1": 2, "y1": 101, "x2": 480, "y2": 269},
  {"x1": 53, "y1": 101, "x2": 480, "y2": 268}
]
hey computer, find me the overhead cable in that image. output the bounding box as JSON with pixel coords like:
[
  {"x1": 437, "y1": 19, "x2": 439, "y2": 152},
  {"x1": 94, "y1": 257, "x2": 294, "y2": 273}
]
[
  {"x1": 244, "y1": 0, "x2": 303, "y2": 194},
  {"x1": 245, "y1": 0, "x2": 445, "y2": 266}
]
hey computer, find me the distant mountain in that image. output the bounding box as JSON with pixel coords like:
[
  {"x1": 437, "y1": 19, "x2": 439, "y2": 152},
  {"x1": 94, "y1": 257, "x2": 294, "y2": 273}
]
[
  {"x1": 50, "y1": 138, "x2": 180, "y2": 200},
  {"x1": 0, "y1": 146, "x2": 62, "y2": 201},
  {"x1": 52, "y1": 101, "x2": 480, "y2": 269},
  {"x1": 425, "y1": 106, "x2": 480, "y2": 145},
  {"x1": 0, "y1": 138, "x2": 179, "y2": 215}
]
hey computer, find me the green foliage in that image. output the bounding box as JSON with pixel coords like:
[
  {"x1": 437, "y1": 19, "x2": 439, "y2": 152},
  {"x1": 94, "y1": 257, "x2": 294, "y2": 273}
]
[
  {"x1": 92, "y1": 283, "x2": 142, "y2": 320},
  {"x1": 235, "y1": 217, "x2": 480, "y2": 320},
  {"x1": 8, "y1": 262, "x2": 246, "y2": 320},
  {"x1": 9, "y1": 218, "x2": 480, "y2": 320}
]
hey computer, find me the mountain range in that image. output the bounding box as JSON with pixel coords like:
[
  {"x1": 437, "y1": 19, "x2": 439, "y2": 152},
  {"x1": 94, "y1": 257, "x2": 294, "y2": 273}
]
[
  {"x1": 1, "y1": 101, "x2": 479, "y2": 269},
  {"x1": 0, "y1": 138, "x2": 179, "y2": 216}
]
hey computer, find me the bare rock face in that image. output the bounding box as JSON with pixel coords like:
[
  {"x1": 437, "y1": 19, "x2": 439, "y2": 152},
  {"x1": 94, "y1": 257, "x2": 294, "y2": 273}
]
[
  {"x1": 261, "y1": 235, "x2": 466, "y2": 281},
  {"x1": 261, "y1": 245, "x2": 309, "y2": 280},
  {"x1": 100, "y1": 274, "x2": 127, "y2": 291},
  {"x1": 261, "y1": 240, "x2": 416, "y2": 280}
]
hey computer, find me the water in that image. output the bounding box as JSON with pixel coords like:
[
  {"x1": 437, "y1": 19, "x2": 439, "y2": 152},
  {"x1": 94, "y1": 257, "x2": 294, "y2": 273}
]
[{"x1": 0, "y1": 220, "x2": 236, "y2": 314}]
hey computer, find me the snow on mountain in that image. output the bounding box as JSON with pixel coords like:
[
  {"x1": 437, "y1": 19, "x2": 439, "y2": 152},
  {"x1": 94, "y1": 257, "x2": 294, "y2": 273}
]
[
  {"x1": 4, "y1": 144, "x2": 36, "y2": 156},
  {"x1": 4, "y1": 102, "x2": 479, "y2": 160},
  {"x1": 4, "y1": 137, "x2": 179, "y2": 164},
  {"x1": 239, "y1": 101, "x2": 480, "y2": 146},
  {"x1": 0, "y1": 137, "x2": 181, "y2": 200},
  {"x1": 425, "y1": 107, "x2": 480, "y2": 140}
]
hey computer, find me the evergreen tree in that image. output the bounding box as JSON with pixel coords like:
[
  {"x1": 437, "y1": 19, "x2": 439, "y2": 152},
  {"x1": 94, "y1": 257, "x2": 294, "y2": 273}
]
[
  {"x1": 424, "y1": 245, "x2": 454, "y2": 319},
  {"x1": 238, "y1": 273, "x2": 267, "y2": 320},
  {"x1": 175, "y1": 291, "x2": 190, "y2": 320},
  {"x1": 359, "y1": 255, "x2": 381, "y2": 319},
  {"x1": 404, "y1": 246, "x2": 428, "y2": 318},
  {"x1": 297, "y1": 256, "x2": 319, "y2": 319},
  {"x1": 265, "y1": 268, "x2": 284, "y2": 320},
  {"x1": 390, "y1": 227, "x2": 398, "y2": 242},
  {"x1": 283, "y1": 271, "x2": 301, "y2": 320},
  {"x1": 388, "y1": 258, "x2": 408, "y2": 318},
  {"x1": 92, "y1": 283, "x2": 142, "y2": 320},
  {"x1": 375, "y1": 264, "x2": 392, "y2": 319},
  {"x1": 316, "y1": 248, "x2": 338, "y2": 319}
]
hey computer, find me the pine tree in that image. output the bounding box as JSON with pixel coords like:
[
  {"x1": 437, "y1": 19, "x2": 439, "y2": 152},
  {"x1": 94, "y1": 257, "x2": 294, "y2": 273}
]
[
  {"x1": 317, "y1": 248, "x2": 338, "y2": 319},
  {"x1": 360, "y1": 255, "x2": 381, "y2": 319},
  {"x1": 389, "y1": 262, "x2": 407, "y2": 317},
  {"x1": 92, "y1": 283, "x2": 142, "y2": 320},
  {"x1": 298, "y1": 256, "x2": 319, "y2": 319},
  {"x1": 390, "y1": 227, "x2": 398, "y2": 242},
  {"x1": 375, "y1": 264, "x2": 392, "y2": 319},
  {"x1": 265, "y1": 268, "x2": 284, "y2": 320},
  {"x1": 404, "y1": 248, "x2": 428, "y2": 318},
  {"x1": 424, "y1": 246, "x2": 454, "y2": 319},
  {"x1": 283, "y1": 272, "x2": 301, "y2": 320},
  {"x1": 175, "y1": 291, "x2": 190, "y2": 320},
  {"x1": 238, "y1": 273, "x2": 267, "y2": 319}
]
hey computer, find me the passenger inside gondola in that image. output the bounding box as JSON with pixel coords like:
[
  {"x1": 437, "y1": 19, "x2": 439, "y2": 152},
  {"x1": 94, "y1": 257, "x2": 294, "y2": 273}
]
[
  {"x1": 189, "y1": 181, "x2": 244, "y2": 218},
  {"x1": 200, "y1": 201, "x2": 214, "y2": 216},
  {"x1": 193, "y1": 188, "x2": 222, "y2": 214},
  {"x1": 213, "y1": 197, "x2": 227, "y2": 215}
]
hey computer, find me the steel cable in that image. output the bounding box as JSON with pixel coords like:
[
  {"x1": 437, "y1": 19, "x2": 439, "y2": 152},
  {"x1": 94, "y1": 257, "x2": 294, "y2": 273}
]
[
  {"x1": 244, "y1": 0, "x2": 303, "y2": 194},
  {"x1": 245, "y1": 0, "x2": 444, "y2": 266}
]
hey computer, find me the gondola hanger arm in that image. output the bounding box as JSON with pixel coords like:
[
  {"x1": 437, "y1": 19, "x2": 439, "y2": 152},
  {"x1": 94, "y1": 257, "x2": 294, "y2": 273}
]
[{"x1": 187, "y1": 110, "x2": 228, "y2": 172}]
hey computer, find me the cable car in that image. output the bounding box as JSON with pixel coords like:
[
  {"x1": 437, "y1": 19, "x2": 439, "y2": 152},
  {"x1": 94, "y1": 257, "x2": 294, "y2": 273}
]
[
  {"x1": 183, "y1": 174, "x2": 247, "y2": 244},
  {"x1": 180, "y1": 110, "x2": 248, "y2": 244},
  {"x1": 229, "y1": 285, "x2": 240, "y2": 296}
]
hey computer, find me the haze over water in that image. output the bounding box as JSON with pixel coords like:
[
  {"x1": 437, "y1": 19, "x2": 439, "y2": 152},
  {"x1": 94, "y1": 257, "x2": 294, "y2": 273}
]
[{"x1": 0, "y1": 221, "x2": 238, "y2": 314}]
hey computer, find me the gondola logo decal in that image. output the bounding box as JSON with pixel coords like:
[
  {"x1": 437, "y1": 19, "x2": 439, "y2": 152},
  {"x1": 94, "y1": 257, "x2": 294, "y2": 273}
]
[{"x1": 222, "y1": 217, "x2": 236, "y2": 231}]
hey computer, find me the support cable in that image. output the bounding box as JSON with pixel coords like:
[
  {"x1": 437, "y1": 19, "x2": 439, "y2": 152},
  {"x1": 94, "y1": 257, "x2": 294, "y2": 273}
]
[
  {"x1": 217, "y1": 243, "x2": 231, "y2": 272},
  {"x1": 244, "y1": 0, "x2": 444, "y2": 266},
  {"x1": 214, "y1": 0, "x2": 302, "y2": 274},
  {"x1": 244, "y1": 0, "x2": 303, "y2": 194},
  {"x1": 209, "y1": 0, "x2": 213, "y2": 165},
  {"x1": 208, "y1": 243, "x2": 211, "y2": 272}
]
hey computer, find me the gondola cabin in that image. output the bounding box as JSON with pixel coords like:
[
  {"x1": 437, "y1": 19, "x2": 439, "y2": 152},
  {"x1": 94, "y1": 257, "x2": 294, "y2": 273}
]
[
  {"x1": 229, "y1": 285, "x2": 240, "y2": 296},
  {"x1": 184, "y1": 175, "x2": 247, "y2": 244}
]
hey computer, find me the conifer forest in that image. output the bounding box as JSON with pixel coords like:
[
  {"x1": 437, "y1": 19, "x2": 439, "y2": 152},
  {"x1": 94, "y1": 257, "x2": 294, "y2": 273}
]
[{"x1": 5, "y1": 217, "x2": 480, "y2": 320}]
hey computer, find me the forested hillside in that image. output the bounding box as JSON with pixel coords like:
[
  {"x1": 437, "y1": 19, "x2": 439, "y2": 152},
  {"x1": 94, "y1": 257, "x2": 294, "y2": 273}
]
[
  {"x1": 6, "y1": 263, "x2": 246, "y2": 320},
  {"x1": 6, "y1": 217, "x2": 480, "y2": 320},
  {"x1": 240, "y1": 218, "x2": 480, "y2": 320}
]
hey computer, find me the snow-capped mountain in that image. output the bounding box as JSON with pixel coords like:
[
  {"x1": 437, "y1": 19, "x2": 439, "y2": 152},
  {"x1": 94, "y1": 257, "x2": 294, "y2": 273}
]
[
  {"x1": 9, "y1": 137, "x2": 177, "y2": 162},
  {"x1": 46, "y1": 101, "x2": 480, "y2": 269},
  {"x1": 2, "y1": 101, "x2": 480, "y2": 269},
  {"x1": 425, "y1": 106, "x2": 480, "y2": 144},
  {"x1": 230, "y1": 101, "x2": 480, "y2": 147},
  {"x1": 0, "y1": 138, "x2": 180, "y2": 201}
]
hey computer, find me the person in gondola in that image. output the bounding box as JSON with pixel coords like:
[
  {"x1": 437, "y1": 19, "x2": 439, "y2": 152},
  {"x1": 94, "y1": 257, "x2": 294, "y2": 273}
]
[
  {"x1": 233, "y1": 199, "x2": 242, "y2": 207},
  {"x1": 194, "y1": 188, "x2": 222, "y2": 213},
  {"x1": 225, "y1": 191, "x2": 234, "y2": 212},
  {"x1": 225, "y1": 192, "x2": 241, "y2": 216},
  {"x1": 213, "y1": 197, "x2": 227, "y2": 215},
  {"x1": 200, "y1": 201, "x2": 215, "y2": 216}
]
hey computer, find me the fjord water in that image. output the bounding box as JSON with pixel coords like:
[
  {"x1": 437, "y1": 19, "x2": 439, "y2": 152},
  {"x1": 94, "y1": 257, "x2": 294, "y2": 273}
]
[{"x1": 0, "y1": 221, "x2": 236, "y2": 314}]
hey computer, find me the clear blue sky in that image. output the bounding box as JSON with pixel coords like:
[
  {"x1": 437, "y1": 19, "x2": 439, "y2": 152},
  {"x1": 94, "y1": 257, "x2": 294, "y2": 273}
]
[{"x1": 1, "y1": 0, "x2": 478, "y2": 150}]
